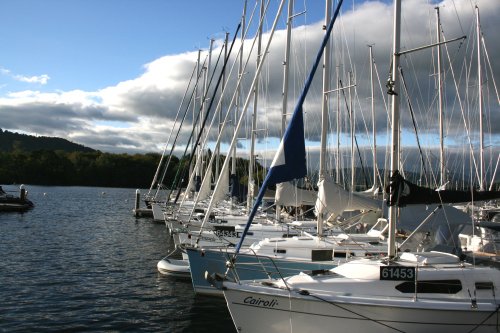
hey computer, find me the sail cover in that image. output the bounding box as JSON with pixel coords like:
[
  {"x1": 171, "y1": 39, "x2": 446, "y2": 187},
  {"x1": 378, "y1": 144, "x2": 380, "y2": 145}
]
[
  {"x1": 275, "y1": 182, "x2": 317, "y2": 207},
  {"x1": 316, "y1": 177, "x2": 381, "y2": 217},
  {"x1": 386, "y1": 170, "x2": 500, "y2": 207}
]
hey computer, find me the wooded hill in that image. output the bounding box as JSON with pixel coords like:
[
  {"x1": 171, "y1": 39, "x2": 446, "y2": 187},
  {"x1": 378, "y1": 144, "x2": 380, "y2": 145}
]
[
  {"x1": 0, "y1": 129, "x2": 95, "y2": 153},
  {"x1": 0, "y1": 129, "x2": 263, "y2": 189},
  {"x1": 0, "y1": 129, "x2": 170, "y2": 187}
]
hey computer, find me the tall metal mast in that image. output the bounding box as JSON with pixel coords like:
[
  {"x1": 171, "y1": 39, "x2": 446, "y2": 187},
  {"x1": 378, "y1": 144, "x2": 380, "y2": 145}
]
[
  {"x1": 436, "y1": 7, "x2": 445, "y2": 187},
  {"x1": 231, "y1": 0, "x2": 247, "y2": 209},
  {"x1": 247, "y1": 0, "x2": 264, "y2": 211},
  {"x1": 276, "y1": 0, "x2": 295, "y2": 222},
  {"x1": 388, "y1": 0, "x2": 401, "y2": 259},
  {"x1": 318, "y1": 0, "x2": 332, "y2": 237},
  {"x1": 369, "y1": 45, "x2": 377, "y2": 190},
  {"x1": 476, "y1": 5, "x2": 485, "y2": 191}
]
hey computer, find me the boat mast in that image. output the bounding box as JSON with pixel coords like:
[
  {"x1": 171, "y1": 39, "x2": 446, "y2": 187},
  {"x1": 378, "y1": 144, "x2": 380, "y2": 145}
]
[
  {"x1": 369, "y1": 45, "x2": 377, "y2": 191},
  {"x1": 336, "y1": 65, "x2": 341, "y2": 184},
  {"x1": 276, "y1": 0, "x2": 294, "y2": 222},
  {"x1": 216, "y1": 33, "x2": 229, "y2": 182},
  {"x1": 318, "y1": 0, "x2": 332, "y2": 237},
  {"x1": 189, "y1": 50, "x2": 202, "y2": 197},
  {"x1": 436, "y1": 7, "x2": 445, "y2": 187},
  {"x1": 281, "y1": 0, "x2": 293, "y2": 136},
  {"x1": 388, "y1": 0, "x2": 401, "y2": 259},
  {"x1": 349, "y1": 71, "x2": 355, "y2": 191},
  {"x1": 231, "y1": 0, "x2": 246, "y2": 209},
  {"x1": 247, "y1": 0, "x2": 264, "y2": 212},
  {"x1": 476, "y1": 5, "x2": 485, "y2": 191},
  {"x1": 199, "y1": 39, "x2": 214, "y2": 188}
]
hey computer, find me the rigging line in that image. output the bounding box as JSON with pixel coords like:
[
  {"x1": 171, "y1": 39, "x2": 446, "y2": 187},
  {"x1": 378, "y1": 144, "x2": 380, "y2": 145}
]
[
  {"x1": 304, "y1": 292, "x2": 406, "y2": 332},
  {"x1": 489, "y1": 153, "x2": 500, "y2": 191},
  {"x1": 198, "y1": 0, "x2": 285, "y2": 239},
  {"x1": 182, "y1": 0, "x2": 262, "y2": 213},
  {"x1": 450, "y1": 0, "x2": 466, "y2": 36},
  {"x1": 151, "y1": 61, "x2": 200, "y2": 199},
  {"x1": 399, "y1": 67, "x2": 430, "y2": 185},
  {"x1": 163, "y1": 55, "x2": 210, "y2": 204},
  {"x1": 172, "y1": 23, "x2": 242, "y2": 205},
  {"x1": 191, "y1": 0, "x2": 276, "y2": 235},
  {"x1": 481, "y1": 35, "x2": 500, "y2": 108},
  {"x1": 338, "y1": 79, "x2": 370, "y2": 189},
  {"x1": 165, "y1": 69, "x2": 207, "y2": 203},
  {"x1": 442, "y1": 32, "x2": 481, "y2": 186}
]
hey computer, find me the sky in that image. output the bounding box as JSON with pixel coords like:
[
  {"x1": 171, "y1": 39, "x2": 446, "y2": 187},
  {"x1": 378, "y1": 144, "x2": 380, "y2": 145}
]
[{"x1": 0, "y1": 0, "x2": 498, "y2": 183}]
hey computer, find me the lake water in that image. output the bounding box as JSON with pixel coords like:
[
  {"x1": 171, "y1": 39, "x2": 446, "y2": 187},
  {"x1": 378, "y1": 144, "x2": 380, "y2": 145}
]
[{"x1": 0, "y1": 185, "x2": 235, "y2": 332}]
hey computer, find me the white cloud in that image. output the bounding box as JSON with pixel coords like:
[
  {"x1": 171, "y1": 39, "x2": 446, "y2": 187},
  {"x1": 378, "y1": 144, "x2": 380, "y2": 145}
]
[
  {"x1": 0, "y1": 0, "x2": 497, "y2": 165},
  {"x1": 13, "y1": 73, "x2": 50, "y2": 85},
  {"x1": 0, "y1": 67, "x2": 50, "y2": 85}
]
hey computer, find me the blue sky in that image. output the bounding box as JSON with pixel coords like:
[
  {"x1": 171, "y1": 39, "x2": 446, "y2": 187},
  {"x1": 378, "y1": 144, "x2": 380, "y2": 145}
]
[
  {"x1": 0, "y1": 0, "x2": 498, "y2": 185},
  {"x1": 0, "y1": 0, "x2": 255, "y2": 93}
]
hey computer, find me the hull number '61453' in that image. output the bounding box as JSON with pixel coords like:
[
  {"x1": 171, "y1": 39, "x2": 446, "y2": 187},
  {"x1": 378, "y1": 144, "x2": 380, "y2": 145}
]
[{"x1": 380, "y1": 266, "x2": 416, "y2": 281}]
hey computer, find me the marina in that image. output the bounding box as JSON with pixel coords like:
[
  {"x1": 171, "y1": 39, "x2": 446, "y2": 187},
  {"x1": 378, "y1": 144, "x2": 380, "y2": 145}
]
[
  {"x1": 141, "y1": 0, "x2": 500, "y2": 331},
  {"x1": 1, "y1": 0, "x2": 499, "y2": 332}
]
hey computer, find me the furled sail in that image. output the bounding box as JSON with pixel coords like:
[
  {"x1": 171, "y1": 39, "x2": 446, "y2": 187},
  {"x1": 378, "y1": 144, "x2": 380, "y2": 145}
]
[
  {"x1": 275, "y1": 182, "x2": 317, "y2": 207},
  {"x1": 212, "y1": 160, "x2": 229, "y2": 204},
  {"x1": 386, "y1": 170, "x2": 500, "y2": 206},
  {"x1": 316, "y1": 177, "x2": 381, "y2": 217},
  {"x1": 197, "y1": 169, "x2": 212, "y2": 202}
]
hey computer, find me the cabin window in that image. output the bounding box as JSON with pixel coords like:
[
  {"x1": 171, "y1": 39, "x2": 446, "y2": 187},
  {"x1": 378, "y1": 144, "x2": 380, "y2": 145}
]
[
  {"x1": 476, "y1": 282, "x2": 494, "y2": 290},
  {"x1": 333, "y1": 252, "x2": 352, "y2": 258},
  {"x1": 395, "y1": 280, "x2": 462, "y2": 294},
  {"x1": 312, "y1": 249, "x2": 333, "y2": 261},
  {"x1": 274, "y1": 249, "x2": 286, "y2": 254}
]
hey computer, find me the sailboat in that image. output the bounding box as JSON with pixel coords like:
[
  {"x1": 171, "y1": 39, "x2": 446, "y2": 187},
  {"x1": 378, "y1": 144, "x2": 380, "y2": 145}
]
[{"x1": 221, "y1": 0, "x2": 500, "y2": 331}]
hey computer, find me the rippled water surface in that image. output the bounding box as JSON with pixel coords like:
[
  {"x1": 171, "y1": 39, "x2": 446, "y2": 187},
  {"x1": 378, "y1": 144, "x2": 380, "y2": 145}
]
[{"x1": 0, "y1": 185, "x2": 234, "y2": 332}]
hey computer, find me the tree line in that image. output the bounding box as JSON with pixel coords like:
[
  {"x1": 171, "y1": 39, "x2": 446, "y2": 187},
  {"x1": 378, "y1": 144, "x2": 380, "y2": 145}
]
[
  {"x1": 0, "y1": 149, "x2": 265, "y2": 190},
  {"x1": 0, "y1": 150, "x2": 173, "y2": 188}
]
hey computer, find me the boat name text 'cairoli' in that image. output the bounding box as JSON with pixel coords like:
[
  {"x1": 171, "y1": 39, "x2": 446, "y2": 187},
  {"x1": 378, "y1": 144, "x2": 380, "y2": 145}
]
[{"x1": 243, "y1": 296, "x2": 279, "y2": 308}]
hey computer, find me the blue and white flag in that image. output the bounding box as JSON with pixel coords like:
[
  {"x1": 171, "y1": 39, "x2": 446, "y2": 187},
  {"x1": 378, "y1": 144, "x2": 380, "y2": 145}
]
[{"x1": 266, "y1": 105, "x2": 307, "y2": 185}]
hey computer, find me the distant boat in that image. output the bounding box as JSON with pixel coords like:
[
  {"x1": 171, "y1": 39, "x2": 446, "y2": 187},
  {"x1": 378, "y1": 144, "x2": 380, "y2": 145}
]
[{"x1": 0, "y1": 185, "x2": 34, "y2": 212}]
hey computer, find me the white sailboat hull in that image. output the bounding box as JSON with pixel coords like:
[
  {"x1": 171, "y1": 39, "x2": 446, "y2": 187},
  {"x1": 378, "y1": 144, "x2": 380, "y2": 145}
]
[{"x1": 224, "y1": 283, "x2": 500, "y2": 333}]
